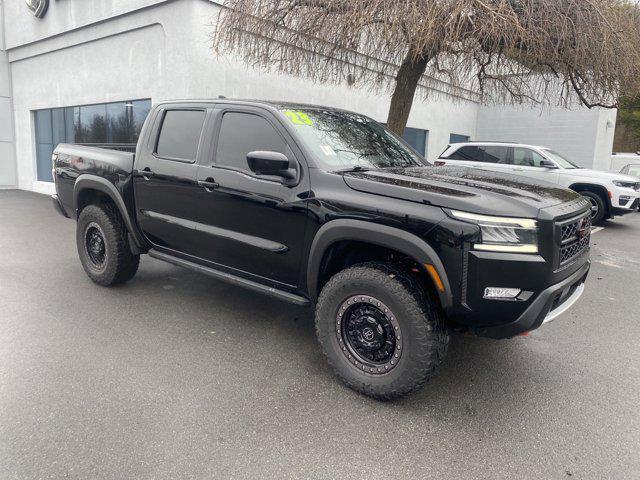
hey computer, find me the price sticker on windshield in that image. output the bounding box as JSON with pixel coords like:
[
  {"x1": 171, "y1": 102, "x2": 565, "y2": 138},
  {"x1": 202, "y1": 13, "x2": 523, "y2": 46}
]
[{"x1": 284, "y1": 110, "x2": 314, "y2": 126}]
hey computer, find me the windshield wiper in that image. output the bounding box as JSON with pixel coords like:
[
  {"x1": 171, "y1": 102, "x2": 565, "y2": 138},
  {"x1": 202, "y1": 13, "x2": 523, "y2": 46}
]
[{"x1": 333, "y1": 166, "x2": 375, "y2": 173}]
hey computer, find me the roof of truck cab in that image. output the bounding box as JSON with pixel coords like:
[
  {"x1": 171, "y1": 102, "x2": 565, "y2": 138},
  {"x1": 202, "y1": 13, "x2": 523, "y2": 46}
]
[{"x1": 156, "y1": 99, "x2": 355, "y2": 113}]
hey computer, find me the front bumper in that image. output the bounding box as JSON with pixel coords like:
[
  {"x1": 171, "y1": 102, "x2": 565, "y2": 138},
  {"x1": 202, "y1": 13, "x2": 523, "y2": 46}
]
[
  {"x1": 473, "y1": 260, "x2": 590, "y2": 339},
  {"x1": 610, "y1": 187, "x2": 640, "y2": 214}
]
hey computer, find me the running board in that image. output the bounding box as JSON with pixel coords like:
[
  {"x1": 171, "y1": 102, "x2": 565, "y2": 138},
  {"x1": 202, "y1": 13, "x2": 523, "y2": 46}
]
[{"x1": 148, "y1": 249, "x2": 310, "y2": 306}]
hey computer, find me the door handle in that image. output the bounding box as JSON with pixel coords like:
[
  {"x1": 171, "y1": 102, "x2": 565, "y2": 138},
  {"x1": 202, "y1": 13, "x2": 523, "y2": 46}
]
[
  {"x1": 512, "y1": 167, "x2": 524, "y2": 171},
  {"x1": 135, "y1": 167, "x2": 155, "y2": 180},
  {"x1": 198, "y1": 178, "x2": 219, "y2": 191}
]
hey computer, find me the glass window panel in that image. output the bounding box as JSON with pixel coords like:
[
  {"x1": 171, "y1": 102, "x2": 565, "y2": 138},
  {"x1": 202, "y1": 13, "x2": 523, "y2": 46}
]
[
  {"x1": 78, "y1": 104, "x2": 107, "y2": 143},
  {"x1": 33, "y1": 99, "x2": 151, "y2": 181},
  {"x1": 35, "y1": 110, "x2": 52, "y2": 144},
  {"x1": 479, "y1": 146, "x2": 510, "y2": 164},
  {"x1": 450, "y1": 133, "x2": 470, "y2": 143},
  {"x1": 73, "y1": 106, "x2": 83, "y2": 143},
  {"x1": 106, "y1": 102, "x2": 130, "y2": 143},
  {"x1": 131, "y1": 100, "x2": 151, "y2": 141},
  {"x1": 36, "y1": 142, "x2": 54, "y2": 182},
  {"x1": 64, "y1": 107, "x2": 75, "y2": 143},
  {"x1": 216, "y1": 113, "x2": 286, "y2": 171},
  {"x1": 402, "y1": 127, "x2": 427, "y2": 156},
  {"x1": 52, "y1": 108, "x2": 66, "y2": 144},
  {"x1": 513, "y1": 147, "x2": 547, "y2": 167},
  {"x1": 449, "y1": 146, "x2": 481, "y2": 161},
  {"x1": 156, "y1": 110, "x2": 206, "y2": 161}
]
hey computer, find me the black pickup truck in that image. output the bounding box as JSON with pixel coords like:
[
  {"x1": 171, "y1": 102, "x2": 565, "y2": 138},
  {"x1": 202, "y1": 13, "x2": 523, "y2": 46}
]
[{"x1": 52, "y1": 100, "x2": 591, "y2": 399}]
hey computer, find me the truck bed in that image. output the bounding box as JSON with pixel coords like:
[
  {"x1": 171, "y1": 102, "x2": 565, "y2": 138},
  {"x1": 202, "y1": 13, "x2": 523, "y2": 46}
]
[{"x1": 53, "y1": 143, "x2": 136, "y2": 218}]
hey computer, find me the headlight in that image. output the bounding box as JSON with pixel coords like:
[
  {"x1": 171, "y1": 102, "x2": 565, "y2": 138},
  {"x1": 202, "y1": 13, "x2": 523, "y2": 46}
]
[
  {"x1": 612, "y1": 180, "x2": 637, "y2": 189},
  {"x1": 449, "y1": 210, "x2": 538, "y2": 254}
]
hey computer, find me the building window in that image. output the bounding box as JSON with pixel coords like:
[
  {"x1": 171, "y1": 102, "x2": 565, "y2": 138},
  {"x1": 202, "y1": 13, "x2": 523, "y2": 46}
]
[
  {"x1": 450, "y1": 133, "x2": 471, "y2": 144},
  {"x1": 402, "y1": 127, "x2": 428, "y2": 156},
  {"x1": 34, "y1": 99, "x2": 151, "y2": 182},
  {"x1": 382, "y1": 124, "x2": 429, "y2": 156}
]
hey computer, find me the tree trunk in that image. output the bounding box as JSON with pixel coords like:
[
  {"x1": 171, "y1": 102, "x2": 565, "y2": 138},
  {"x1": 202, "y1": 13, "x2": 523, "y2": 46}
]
[{"x1": 386, "y1": 52, "x2": 431, "y2": 135}]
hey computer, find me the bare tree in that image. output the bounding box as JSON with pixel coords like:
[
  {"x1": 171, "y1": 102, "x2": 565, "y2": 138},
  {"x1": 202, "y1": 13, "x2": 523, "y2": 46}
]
[{"x1": 215, "y1": 0, "x2": 640, "y2": 134}]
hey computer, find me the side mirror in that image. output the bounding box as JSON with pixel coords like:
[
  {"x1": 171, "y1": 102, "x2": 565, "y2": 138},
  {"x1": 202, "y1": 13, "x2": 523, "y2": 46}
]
[
  {"x1": 540, "y1": 160, "x2": 557, "y2": 169},
  {"x1": 247, "y1": 151, "x2": 297, "y2": 183}
]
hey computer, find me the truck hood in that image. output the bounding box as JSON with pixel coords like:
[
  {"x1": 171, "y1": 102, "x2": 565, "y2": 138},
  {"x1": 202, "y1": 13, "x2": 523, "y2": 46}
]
[
  {"x1": 342, "y1": 166, "x2": 579, "y2": 217},
  {"x1": 557, "y1": 168, "x2": 638, "y2": 183}
]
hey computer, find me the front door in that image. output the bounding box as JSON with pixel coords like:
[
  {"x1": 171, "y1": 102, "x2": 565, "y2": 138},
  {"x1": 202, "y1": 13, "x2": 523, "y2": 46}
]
[{"x1": 189, "y1": 106, "x2": 309, "y2": 288}]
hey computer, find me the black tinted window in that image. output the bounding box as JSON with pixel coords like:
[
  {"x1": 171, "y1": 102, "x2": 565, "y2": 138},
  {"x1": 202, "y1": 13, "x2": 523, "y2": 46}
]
[
  {"x1": 449, "y1": 145, "x2": 509, "y2": 163},
  {"x1": 449, "y1": 146, "x2": 482, "y2": 161},
  {"x1": 156, "y1": 110, "x2": 205, "y2": 161},
  {"x1": 216, "y1": 112, "x2": 286, "y2": 170},
  {"x1": 480, "y1": 146, "x2": 510, "y2": 164}
]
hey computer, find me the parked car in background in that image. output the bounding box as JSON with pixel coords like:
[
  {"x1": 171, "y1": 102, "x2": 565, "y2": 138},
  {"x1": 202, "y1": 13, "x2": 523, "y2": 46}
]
[
  {"x1": 620, "y1": 164, "x2": 640, "y2": 177},
  {"x1": 620, "y1": 164, "x2": 640, "y2": 210},
  {"x1": 51, "y1": 100, "x2": 592, "y2": 399},
  {"x1": 437, "y1": 142, "x2": 640, "y2": 224}
]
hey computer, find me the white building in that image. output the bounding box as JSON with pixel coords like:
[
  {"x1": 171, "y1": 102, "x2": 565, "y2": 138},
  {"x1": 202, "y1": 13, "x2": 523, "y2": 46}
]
[{"x1": 0, "y1": 0, "x2": 618, "y2": 194}]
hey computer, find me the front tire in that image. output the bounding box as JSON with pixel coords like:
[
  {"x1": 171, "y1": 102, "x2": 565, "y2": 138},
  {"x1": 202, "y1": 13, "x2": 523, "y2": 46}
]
[
  {"x1": 76, "y1": 204, "x2": 140, "y2": 286},
  {"x1": 580, "y1": 191, "x2": 606, "y2": 224},
  {"x1": 315, "y1": 262, "x2": 449, "y2": 400}
]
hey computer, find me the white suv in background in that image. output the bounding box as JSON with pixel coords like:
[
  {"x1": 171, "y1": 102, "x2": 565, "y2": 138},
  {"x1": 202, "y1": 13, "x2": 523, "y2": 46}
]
[{"x1": 437, "y1": 142, "x2": 640, "y2": 224}]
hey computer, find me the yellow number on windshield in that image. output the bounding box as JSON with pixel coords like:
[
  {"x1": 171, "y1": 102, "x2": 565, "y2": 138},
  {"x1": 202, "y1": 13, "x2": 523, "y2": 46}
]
[{"x1": 284, "y1": 110, "x2": 313, "y2": 126}]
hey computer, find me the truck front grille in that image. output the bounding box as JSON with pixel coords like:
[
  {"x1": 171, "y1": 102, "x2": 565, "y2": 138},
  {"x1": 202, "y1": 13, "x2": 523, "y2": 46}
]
[{"x1": 558, "y1": 214, "x2": 591, "y2": 266}]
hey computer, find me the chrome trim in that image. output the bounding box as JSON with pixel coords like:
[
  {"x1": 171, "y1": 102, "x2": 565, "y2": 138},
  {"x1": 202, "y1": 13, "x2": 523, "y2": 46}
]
[{"x1": 542, "y1": 283, "x2": 585, "y2": 325}]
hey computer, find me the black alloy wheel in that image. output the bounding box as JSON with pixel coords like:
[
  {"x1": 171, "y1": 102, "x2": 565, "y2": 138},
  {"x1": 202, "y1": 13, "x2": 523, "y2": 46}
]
[
  {"x1": 337, "y1": 295, "x2": 402, "y2": 374},
  {"x1": 84, "y1": 222, "x2": 107, "y2": 269}
]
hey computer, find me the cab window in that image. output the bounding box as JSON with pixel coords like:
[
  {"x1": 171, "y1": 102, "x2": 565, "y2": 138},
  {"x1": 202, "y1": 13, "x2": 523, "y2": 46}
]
[
  {"x1": 215, "y1": 112, "x2": 287, "y2": 172},
  {"x1": 155, "y1": 110, "x2": 206, "y2": 162}
]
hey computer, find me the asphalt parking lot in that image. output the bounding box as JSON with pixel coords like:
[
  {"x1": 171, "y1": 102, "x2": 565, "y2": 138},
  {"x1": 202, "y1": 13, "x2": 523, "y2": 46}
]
[{"x1": 1, "y1": 189, "x2": 639, "y2": 480}]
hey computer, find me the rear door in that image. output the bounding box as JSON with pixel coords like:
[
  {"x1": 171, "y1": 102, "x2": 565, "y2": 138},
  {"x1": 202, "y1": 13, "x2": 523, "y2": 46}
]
[
  {"x1": 133, "y1": 106, "x2": 210, "y2": 256},
  {"x1": 189, "y1": 105, "x2": 310, "y2": 288}
]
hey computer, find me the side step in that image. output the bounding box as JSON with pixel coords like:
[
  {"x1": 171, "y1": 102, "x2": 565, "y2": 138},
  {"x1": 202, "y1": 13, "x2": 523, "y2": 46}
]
[{"x1": 148, "y1": 249, "x2": 311, "y2": 306}]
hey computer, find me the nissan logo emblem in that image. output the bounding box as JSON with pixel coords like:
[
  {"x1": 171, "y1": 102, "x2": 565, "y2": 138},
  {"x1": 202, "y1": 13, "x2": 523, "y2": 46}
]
[{"x1": 25, "y1": 0, "x2": 49, "y2": 18}]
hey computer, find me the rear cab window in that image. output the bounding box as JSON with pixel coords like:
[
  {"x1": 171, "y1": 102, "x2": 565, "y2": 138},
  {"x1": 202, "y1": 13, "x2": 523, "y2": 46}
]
[{"x1": 156, "y1": 109, "x2": 206, "y2": 162}]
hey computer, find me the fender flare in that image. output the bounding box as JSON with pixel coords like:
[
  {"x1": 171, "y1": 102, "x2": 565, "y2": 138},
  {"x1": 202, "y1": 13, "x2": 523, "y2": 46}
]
[
  {"x1": 73, "y1": 174, "x2": 147, "y2": 250},
  {"x1": 306, "y1": 219, "x2": 452, "y2": 309},
  {"x1": 568, "y1": 183, "x2": 612, "y2": 216}
]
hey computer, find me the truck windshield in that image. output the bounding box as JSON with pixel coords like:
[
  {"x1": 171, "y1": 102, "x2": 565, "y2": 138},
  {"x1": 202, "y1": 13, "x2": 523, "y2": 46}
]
[
  {"x1": 542, "y1": 148, "x2": 580, "y2": 169},
  {"x1": 279, "y1": 108, "x2": 427, "y2": 170}
]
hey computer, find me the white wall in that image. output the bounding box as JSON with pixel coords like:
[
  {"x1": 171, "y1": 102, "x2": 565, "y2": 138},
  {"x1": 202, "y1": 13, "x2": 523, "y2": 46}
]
[
  {"x1": 0, "y1": 0, "x2": 16, "y2": 188},
  {"x1": 476, "y1": 103, "x2": 617, "y2": 170},
  {"x1": 5, "y1": 0, "x2": 479, "y2": 194},
  {"x1": 9, "y1": 0, "x2": 621, "y2": 192}
]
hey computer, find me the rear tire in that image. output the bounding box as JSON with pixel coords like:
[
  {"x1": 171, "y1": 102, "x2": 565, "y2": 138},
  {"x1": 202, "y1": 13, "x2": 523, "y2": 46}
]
[
  {"x1": 76, "y1": 204, "x2": 140, "y2": 286},
  {"x1": 315, "y1": 262, "x2": 449, "y2": 400},
  {"x1": 580, "y1": 191, "x2": 606, "y2": 224}
]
